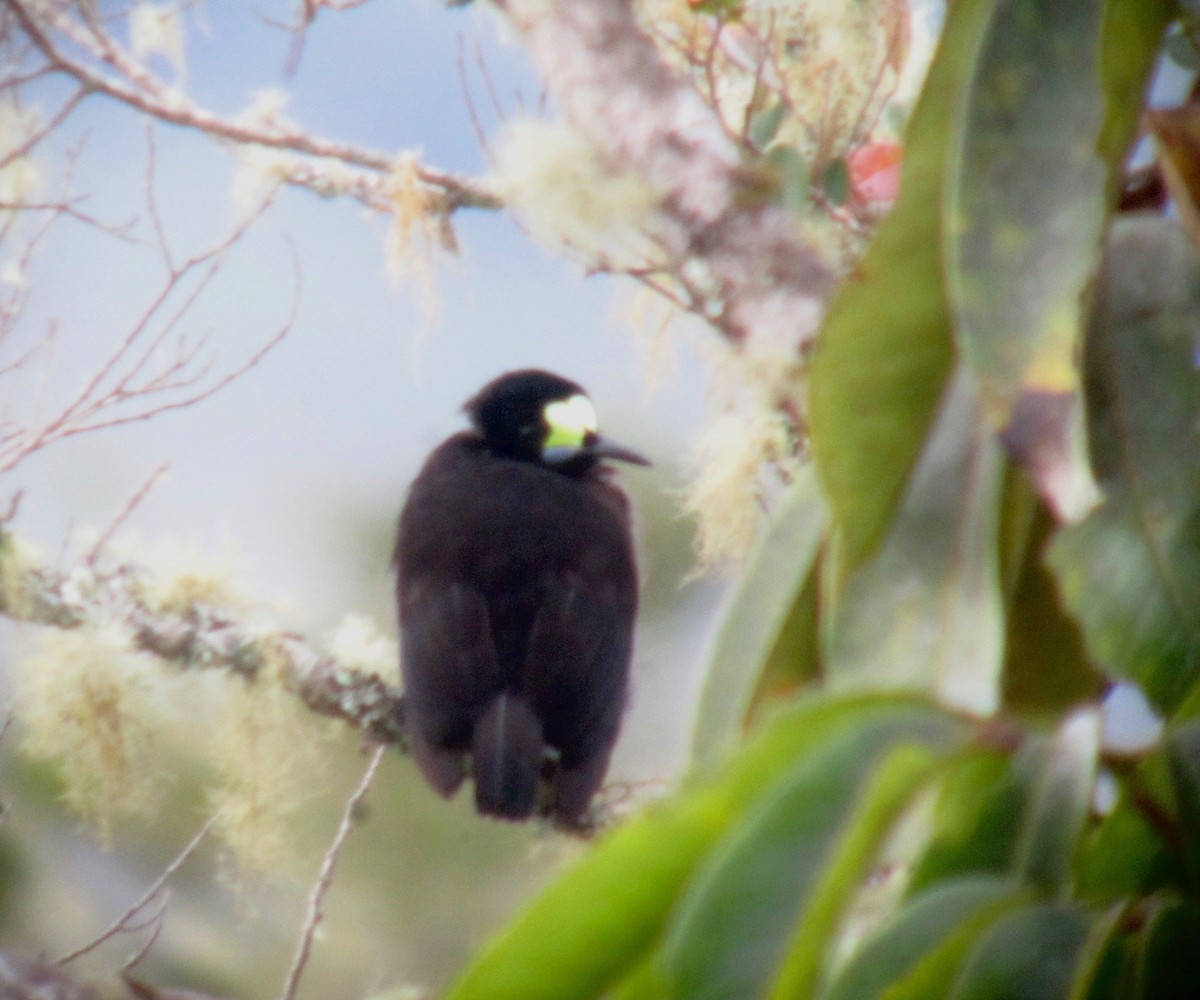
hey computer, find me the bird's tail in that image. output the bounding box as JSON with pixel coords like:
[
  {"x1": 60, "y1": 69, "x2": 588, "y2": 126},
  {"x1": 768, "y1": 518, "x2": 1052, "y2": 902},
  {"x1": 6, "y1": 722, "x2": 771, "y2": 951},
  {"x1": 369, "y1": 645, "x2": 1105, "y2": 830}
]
[{"x1": 472, "y1": 694, "x2": 543, "y2": 820}]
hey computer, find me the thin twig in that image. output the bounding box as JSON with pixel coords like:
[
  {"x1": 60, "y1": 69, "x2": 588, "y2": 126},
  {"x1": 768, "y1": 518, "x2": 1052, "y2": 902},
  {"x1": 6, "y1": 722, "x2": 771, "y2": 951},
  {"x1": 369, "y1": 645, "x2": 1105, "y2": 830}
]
[
  {"x1": 85, "y1": 461, "x2": 169, "y2": 565},
  {"x1": 56, "y1": 817, "x2": 216, "y2": 966},
  {"x1": 117, "y1": 895, "x2": 169, "y2": 974},
  {"x1": 279, "y1": 744, "x2": 387, "y2": 1000},
  {"x1": 7, "y1": 0, "x2": 497, "y2": 211}
]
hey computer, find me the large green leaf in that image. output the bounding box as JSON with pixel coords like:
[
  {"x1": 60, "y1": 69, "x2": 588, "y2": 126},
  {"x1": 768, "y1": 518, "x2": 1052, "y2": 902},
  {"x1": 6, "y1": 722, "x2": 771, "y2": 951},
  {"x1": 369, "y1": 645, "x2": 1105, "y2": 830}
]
[
  {"x1": 690, "y1": 465, "x2": 827, "y2": 771},
  {"x1": 767, "y1": 745, "x2": 941, "y2": 1000},
  {"x1": 947, "y1": 902, "x2": 1097, "y2": 1000},
  {"x1": 820, "y1": 876, "x2": 1024, "y2": 1000},
  {"x1": 1012, "y1": 709, "x2": 1101, "y2": 894},
  {"x1": 1048, "y1": 217, "x2": 1200, "y2": 716},
  {"x1": 808, "y1": 0, "x2": 991, "y2": 574},
  {"x1": 863, "y1": 898, "x2": 1027, "y2": 1000},
  {"x1": 909, "y1": 742, "x2": 1044, "y2": 894},
  {"x1": 1133, "y1": 898, "x2": 1200, "y2": 1000},
  {"x1": 945, "y1": 0, "x2": 1112, "y2": 521},
  {"x1": 1001, "y1": 502, "x2": 1103, "y2": 714},
  {"x1": 661, "y1": 717, "x2": 959, "y2": 1000},
  {"x1": 445, "y1": 694, "x2": 958, "y2": 1000},
  {"x1": 1098, "y1": 0, "x2": 1176, "y2": 205},
  {"x1": 1165, "y1": 719, "x2": 1200, "y2": 884},
  {"x1": 1074, "y1": 789, "x2": 1179, "y2": 904},
  {"x1": 824, "y1": 366, "x2": 1006, "y2": 713}
]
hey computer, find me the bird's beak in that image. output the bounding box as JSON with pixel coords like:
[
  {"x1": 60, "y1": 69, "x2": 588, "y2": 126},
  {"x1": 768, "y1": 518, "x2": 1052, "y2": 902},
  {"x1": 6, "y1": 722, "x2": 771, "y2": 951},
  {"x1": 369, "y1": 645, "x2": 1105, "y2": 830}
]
[{"x1": 588, "y1": 434, "x2": 652, "y2": 467}]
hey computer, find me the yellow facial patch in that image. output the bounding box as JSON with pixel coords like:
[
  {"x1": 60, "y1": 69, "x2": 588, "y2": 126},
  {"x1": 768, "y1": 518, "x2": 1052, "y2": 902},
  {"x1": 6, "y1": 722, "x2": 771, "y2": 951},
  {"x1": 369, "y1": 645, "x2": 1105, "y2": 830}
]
[{"x1": 542, "y1": 393, "x2": 598, "y2": 454}]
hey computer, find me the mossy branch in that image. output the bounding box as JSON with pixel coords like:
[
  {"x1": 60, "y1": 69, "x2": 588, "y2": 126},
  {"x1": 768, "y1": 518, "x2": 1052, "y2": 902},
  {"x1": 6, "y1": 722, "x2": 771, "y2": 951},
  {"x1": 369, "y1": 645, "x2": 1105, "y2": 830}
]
[{"x1": 0, "y1": 531, "x2": 408, "y2": 748}]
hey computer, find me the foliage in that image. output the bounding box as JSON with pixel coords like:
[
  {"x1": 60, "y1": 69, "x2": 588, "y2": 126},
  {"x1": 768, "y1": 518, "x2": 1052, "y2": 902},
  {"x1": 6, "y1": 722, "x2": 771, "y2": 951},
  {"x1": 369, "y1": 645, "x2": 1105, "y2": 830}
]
[{"x1": 447, "y1": 1, "x2": 1200, "y2": 998}]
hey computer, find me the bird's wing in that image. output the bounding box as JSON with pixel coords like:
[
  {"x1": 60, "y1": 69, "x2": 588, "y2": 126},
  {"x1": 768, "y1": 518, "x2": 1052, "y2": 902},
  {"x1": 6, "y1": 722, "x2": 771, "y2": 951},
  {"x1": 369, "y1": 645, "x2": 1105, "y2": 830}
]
[
  {"x1": 399, "y1": 578, "x2": 503, "y2": 753},
  {"x1": 520, "y1": 567, "x2": 635, "y2": 769}
]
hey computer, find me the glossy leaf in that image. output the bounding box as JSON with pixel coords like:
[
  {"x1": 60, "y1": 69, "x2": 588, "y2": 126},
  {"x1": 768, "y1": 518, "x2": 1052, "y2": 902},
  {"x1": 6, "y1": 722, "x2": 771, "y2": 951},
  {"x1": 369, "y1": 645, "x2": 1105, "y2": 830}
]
[
  {"x1": 1074, "y1": 791, "x2": 1178, "y2": 904},
  {"x1": 1166, "y1": 719, "x2": 1200, "y2": 883},
  {"x1": 664, "y1": 716, "x2": 959, "y2": 1000},
  {"x1": 868, "y1": 901, "x2": 1026, "y2": 1000},
  {"x1": 821, "y1": 876, "x2": 1023, "y2": 1000},
  {"x1": 947, "y1": 903, "x2": 1096, "y2": 1000},
  {"x1": 825, "y1": 367, "x2": 1005, "y2": 715},
  {"x1": 1001, "y1": 502, "x2": 1102, "y2": 714},
  {"x1": 909, "y1": 743, "x2": 1043, "y2": 894},
  {"x1": 767, "y1": 745, "x2": 940, "y2": 1000},
  {"x1": 1012, "y1": 709, "x2": 1101, "y2": 894},
  {"x1": 742, "y1": 560, "x2": 820, "y2": 721},
  {"x1": 809, "y1": 0, "x2": 988, "y2": 574},
  {"x1": 1048, "y1": 217, "x2": 1200, "y2": 716},
  {"x1": 691, "y1": 465, "x2": 827, "y2": 770},
  {"x1": 446, "y1": 694, "x2": 957, "y2": 1000},
  {"x1": 1134, "y1": 899, "x2": 1200, "y2": 1000},
  {"x1": 1098, "y1": 0, "x2": 1176, "y2": 206},
  {"x1": 945, "y1": 0, "x2": 1114, "y2": 521}
]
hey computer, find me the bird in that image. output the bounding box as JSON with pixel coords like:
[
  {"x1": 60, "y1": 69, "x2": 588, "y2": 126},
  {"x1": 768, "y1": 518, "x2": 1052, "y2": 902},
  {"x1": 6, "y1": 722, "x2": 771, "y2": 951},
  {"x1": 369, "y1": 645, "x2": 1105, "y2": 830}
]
[{"x1": 393, "y1": 369, "x2": 650, "y2": 824}]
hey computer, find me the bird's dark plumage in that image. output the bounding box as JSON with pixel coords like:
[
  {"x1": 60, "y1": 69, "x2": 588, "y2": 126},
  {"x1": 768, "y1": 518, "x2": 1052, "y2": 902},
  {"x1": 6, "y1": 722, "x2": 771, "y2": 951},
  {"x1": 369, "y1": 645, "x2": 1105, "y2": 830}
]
[{"x1": 393, "y1": 370, "x2": 648, "y2": 823}]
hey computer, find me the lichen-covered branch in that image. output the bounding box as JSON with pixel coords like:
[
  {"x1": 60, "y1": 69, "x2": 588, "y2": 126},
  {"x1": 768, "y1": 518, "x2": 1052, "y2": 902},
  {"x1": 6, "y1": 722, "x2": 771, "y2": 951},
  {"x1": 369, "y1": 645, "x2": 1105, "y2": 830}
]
[
  {"x1": 497, "y1": 0, "x2": 835, "y2": 349},
  {"x1": 0, "y1": 531, "x2": 409, "y2": 747}
]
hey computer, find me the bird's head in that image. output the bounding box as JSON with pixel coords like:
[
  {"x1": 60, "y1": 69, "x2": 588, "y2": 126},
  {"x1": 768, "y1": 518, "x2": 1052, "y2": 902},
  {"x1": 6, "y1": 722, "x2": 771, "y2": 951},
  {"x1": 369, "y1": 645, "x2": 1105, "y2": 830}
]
[{"x1": 464, "y1": 369, "x2": 651, "y2": 472}]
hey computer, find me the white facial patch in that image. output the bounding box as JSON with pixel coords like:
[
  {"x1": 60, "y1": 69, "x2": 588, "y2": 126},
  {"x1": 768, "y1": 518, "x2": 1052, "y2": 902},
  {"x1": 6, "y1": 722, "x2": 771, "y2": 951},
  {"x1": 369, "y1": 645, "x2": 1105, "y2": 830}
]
[{"x1": 542, "y1": 393, "x2": 598, "y2": 460}]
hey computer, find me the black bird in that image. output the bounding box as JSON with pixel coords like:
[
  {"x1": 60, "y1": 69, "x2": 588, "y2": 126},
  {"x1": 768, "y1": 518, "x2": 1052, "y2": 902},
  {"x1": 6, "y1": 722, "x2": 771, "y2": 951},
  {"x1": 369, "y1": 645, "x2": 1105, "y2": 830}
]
[{"x1": 393, "y1": 370, "x2": 650, "y2": 824}]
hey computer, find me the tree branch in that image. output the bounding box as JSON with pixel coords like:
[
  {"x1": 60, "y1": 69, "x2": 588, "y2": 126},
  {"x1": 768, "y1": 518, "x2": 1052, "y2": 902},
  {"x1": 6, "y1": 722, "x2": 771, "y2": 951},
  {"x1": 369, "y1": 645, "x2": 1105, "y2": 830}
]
[{"x1": 0, "y1": 532, "x2": 409, "y2": 746}]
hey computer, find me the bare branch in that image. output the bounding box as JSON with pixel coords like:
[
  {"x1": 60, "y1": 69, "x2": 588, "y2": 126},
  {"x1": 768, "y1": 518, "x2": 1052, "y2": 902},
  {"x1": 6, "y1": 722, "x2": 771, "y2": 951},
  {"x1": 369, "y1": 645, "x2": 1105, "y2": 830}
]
[
  {"x1": 0, "y1": 194, "x2": 298, "y2": 476},
  {"x1": 0, "y1": 87, "x2": 88, "y2": 172},
  {"x1": 86, "y1": 461, "x2": 170, "y2": 565},
  {"x1": 278, "y1": 744, "x2": 387, "y2": 1000},
  {"x1": 56, "y1": 817, "x2": 215, "y2": 966}
]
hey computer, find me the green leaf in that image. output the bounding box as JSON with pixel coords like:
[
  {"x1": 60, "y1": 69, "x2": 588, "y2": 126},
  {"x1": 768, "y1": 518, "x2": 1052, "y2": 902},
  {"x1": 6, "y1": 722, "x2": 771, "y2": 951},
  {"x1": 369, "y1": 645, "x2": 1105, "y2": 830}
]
[
  {"x1": 446, "y1": 694, "x2": 958, "y2": 1000},
  {"x1": 822, "y1": 157, "x2": 850, "y2": 207},
  {"x1": 945, "y1": 0, "x2": 1114, "y2": 520},
  {"x1": 947, "y1": 902, "x2": 1096, "y2": 1000},
  {"x1": 1048, "y1": 217, "x2": 1200, "y2": 716},
  {"x1": 1001, "y1": 502, "x2": 1103, "y2": 714},
  {"x1": 1134, "y1": 899, "x2": 1200, "y2": 1000},
  {"x1": 663, "y1": 716, "x2": 959, "y2": 1000},
  {"x1": 1074, "y1": 789, "x2": 1178, "y2": 904},
  {"x1": 767, "y1": 745, "x2": 941, "y2": 1000},
  {"x1": 821, "y1": 876, "x2": 1023, "y2": 1000},
  {"x1": 909, "y1": 743, "x2": 1043, "y2": 894},
  {"x1": 1065, "y1": 902, "x2": 1127, "y2": 1000},
  {"x1": 765, "y1": 144, "x2": 812, "y2": 214},
  {"x1": 1013, "y1": 709, "x2": 1101, "y2": 894},
  {"x1": 691, "y1": 465, "x2": 827, "y2": 771},
  {"x1": 749, "y1": 101, "x2": 789, "y2": 149},
  {"x1": 1165, "y1": 719, "x2": 1200, "y2": 883},
  {"x1": 824, "y1": 366, "x2": 1006, "y2": 714},
  {"x1": 744, "y1": 556, "x2": 820, "y2": 716},
  {"x1": 808, "y1": 0, "x2": 995, "y2": 575},
  {"x1": 1098, "y1": 0, "x2": 1176, "y2": 206}
]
